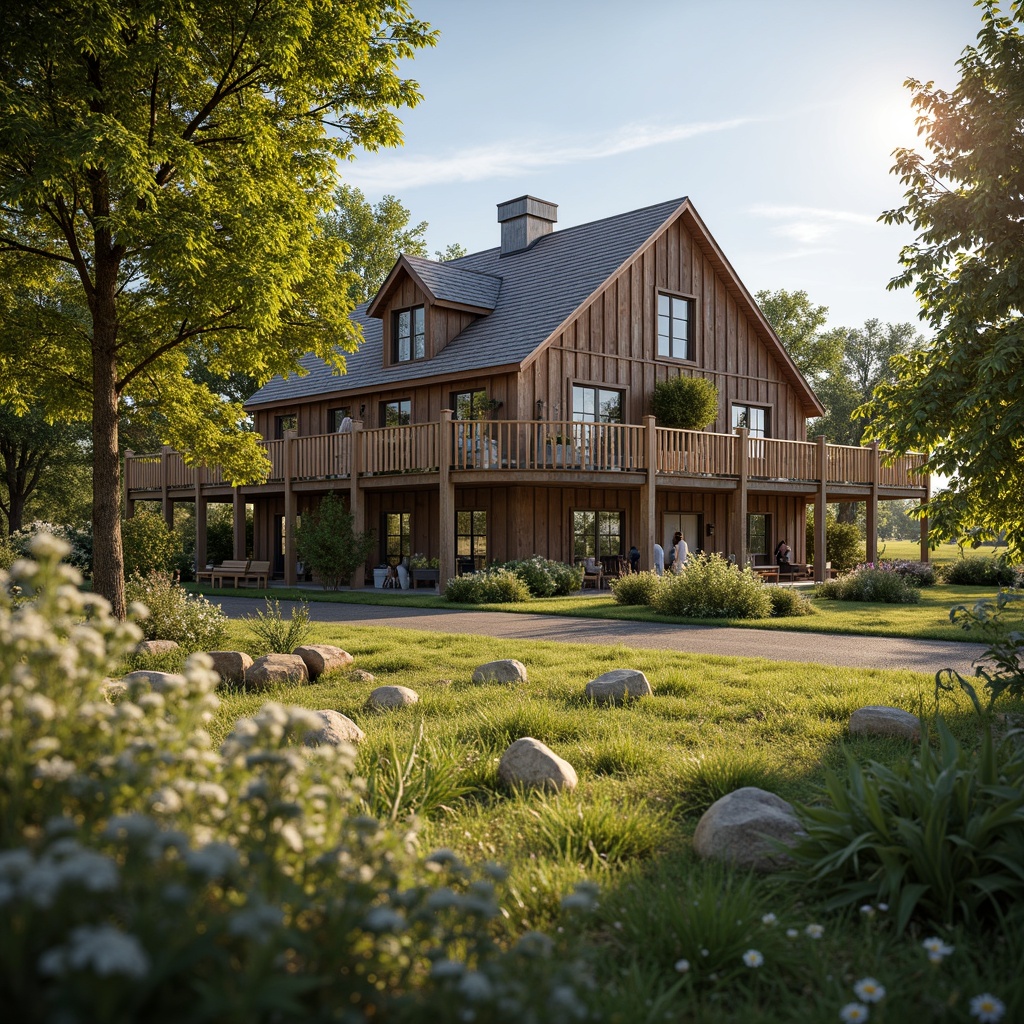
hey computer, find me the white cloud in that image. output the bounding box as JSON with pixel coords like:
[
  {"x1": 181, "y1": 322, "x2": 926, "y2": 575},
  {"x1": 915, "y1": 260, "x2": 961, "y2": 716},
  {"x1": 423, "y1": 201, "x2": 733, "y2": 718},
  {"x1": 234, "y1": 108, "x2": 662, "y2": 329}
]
[
  {"x1": 747, "y1": 203, "x2": 880, "y2": 253},
  {"x1": 344, "y1": 118, "x2": 756, "y2": 190}
]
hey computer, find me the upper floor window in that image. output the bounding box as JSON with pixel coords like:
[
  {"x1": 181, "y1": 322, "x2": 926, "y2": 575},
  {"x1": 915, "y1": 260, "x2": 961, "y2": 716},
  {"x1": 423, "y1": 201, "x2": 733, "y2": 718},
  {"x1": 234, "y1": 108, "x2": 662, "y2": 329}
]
[
  {"x1": 394, "y1": 305, "x2": 425, "y2": 362},
  {"x1": 328, "y1": 407, "x2": 351, "y2": 432},
  {"x1": 732, "y1": 404, "x2": 769, "y2": 438},
  {"x1": 274, "y1": 413, "x2": 297, "y2": 439},
  {"x1": 572, "y1": 385, "x2": 623, "y2": 423},
  {"x1": 452, "y1": 388, "x2": 490, "y2": 420},
  {"x1": 381, "y1": 399, "x2": 411, "y2": 427},
  {"x1": 658, "y1": 293, "x2": 693, "y2": 361}
]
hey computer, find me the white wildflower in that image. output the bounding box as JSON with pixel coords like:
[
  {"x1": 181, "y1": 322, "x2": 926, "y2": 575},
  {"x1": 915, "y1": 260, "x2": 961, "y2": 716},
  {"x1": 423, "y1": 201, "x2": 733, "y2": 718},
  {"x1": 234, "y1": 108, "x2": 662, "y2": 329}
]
[
  {"x1": 458, "y1": 971, "x2": 494, "y2": 1001},
  {"x1": 853, "y1": 978, "x2": 886, "y2": 1003},
  {"x1": 364, "y1": 906, "x2": 405, "y2": 932},
  {"x1": 674, "y1": 958, "x2": 690, "y2": 973},
  {"x1": 228, "y1": 903, "x2": 284, "y2": 942},
  {"x1": 761, "y1": 912, "x2": 777, "y2": 926},
  {"x1": 859, "y1": 904, "x2": 875, "y2": 917},
  {"x1": 430, "y1": 958, "x2": 465, "y2": 979},
  {"x1": 969, "y1": 993, "x2": 1005, "y2": 1022},
  {"x1": 39, "y1": 924, "x2": 149, "y2": 979},
  {"x1": 805, "y1": 923, "x2": 824, "y2": 939},
  {"x1": 515, "y1": 931, "x2": 554, "y2": 958},
  {"x1": 786, "y1": 928, "x2": 799, "y2": 939},
  {"x1": 24, "y1": 693, "x2": 57, "y2": 721},
  {"x1": 34, "y1": 757, "x2": 77, "y2": 781},
  {"x1": 151, "y1": 787, "x2": 183, "y2": 814},
  {"x1": 839, "y1": 1004, "x2": 870, "y2": 1023},
  {"x1": 922, "y1": 936, "x2": 954, "y2": 962},
  {"x1": 185, "y1": 842, "x2": 239, "y2": 879},
  {"x1": 743, "y1": 949, "x2": 764, "y2": 967}
]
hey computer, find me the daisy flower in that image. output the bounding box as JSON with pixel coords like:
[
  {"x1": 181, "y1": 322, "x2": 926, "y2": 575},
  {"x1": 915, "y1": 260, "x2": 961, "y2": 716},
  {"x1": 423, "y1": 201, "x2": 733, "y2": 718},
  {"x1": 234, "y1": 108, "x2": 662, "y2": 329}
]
[
  {"x1": 743, "y1": 949, "x2": 764, "y2": 968},
  {"x1": 839, "y1": 1004, "x2": 870, "y2": 1023},
  {"x1": 969, "y1": 993, "x2": 1005, "y2": 1023},
  {"x1": 761, "y1": 912, "x2": 778, "y2": 926},
  {"x1": 805, "y1": 923, "x2": 824, "y2": 939},
  {"x1": 853, "y1": 978, "x2": 886, "y2": 1003},
  {"x1": 922, "y1": 936, "x2": 954, "y2": 963},
  {"x1": 674, "y1": 959, "x2": 690, "y2": 974}
]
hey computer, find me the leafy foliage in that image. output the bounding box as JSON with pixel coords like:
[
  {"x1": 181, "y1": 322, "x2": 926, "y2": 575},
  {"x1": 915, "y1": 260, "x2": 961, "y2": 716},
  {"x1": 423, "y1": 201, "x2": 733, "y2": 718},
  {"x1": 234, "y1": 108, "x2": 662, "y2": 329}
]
[
  {"x1": 650, "y1": 376, "x2": 720, "y2": 430},
  {"x1": 121, "y1": 511, "x2": 179, "y2": 578},
  {"x1": 610, "y1": 570, "x2": 663, "y2": 606},
  {"x1": 864, "y1": 2, "x2": 1024, "y2": 558},
  {"x1": 10, "y1": 520, "x2": 92, "y2": 576},
  {"x1": 938, "y1": 554, "x2": 1021, "y2": 587},
  {"x1": 755, "y1": 288, "x2": 844, "y2": 388},
  {"x1": 125, "y1": 571, "x2": 228, "y2": 651},
  {"x1": 241, "y1": 599, "x2": 313, "y2": 656},
  {"x1": 814, "y1": 567, "x2": 921, "y2": 604},
  {"x1": 444, "y1": 568, "x2": 531, "y2": 604},
  {"x1": 766, "y1": 586, "x2": 816, "y2": 617},
  {"x1": 654, "y1": 554, "x2": 771, "y2": 619},
  {"x1": 491, "y1": 556, "x2": 583, "y2": 598},
  {"x1": 294, "y1": 492, "x2": 375, "y2": 590},
  {"x1": 806, "y1": 513, "x2": 864, "y2": 572},
  {"x1": 788, "y1": 717, "x2": 1024, "y2": 933},
  {"x1": 877, "y1": 559, "x2": 936, "y2": 587}
]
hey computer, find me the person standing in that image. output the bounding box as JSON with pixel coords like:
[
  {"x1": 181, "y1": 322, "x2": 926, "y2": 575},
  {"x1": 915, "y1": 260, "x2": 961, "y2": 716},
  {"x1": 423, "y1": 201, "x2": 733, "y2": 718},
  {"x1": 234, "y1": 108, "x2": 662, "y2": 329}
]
[
  {"x1": 653, "y1": 542, "x2": 664, "y2": 576},
  {"x1": 671, "y1": 531, "x2": 689, "y2": 574},
  {"x1": 628, "y1": 544, "x2": 641, "y2": 573}
]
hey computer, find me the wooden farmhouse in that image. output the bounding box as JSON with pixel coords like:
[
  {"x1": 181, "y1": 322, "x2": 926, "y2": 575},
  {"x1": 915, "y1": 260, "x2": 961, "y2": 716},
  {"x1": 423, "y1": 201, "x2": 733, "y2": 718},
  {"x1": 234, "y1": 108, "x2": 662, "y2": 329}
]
[{"x1": 124, "y1": 195, "x2": 929, "y2": 587}]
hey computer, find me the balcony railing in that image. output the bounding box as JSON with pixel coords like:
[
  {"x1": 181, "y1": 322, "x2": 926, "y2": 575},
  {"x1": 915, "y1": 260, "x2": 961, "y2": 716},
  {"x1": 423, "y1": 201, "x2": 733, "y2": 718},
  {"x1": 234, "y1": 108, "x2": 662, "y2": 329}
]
[{"x1": 125, "y1": 420, "x2": 928, "y2": 493}]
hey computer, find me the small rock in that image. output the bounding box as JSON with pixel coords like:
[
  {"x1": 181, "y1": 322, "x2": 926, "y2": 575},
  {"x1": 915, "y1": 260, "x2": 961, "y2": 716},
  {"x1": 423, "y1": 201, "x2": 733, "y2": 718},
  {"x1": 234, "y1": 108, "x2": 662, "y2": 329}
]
[
  {"x1": 585, "y1": 668, "x2": 652, "y2": 706},
  {"x1": 293, "y1": 645, "x2": 354, "y2": 681},
  {"x1": 121, "y1": 670, "x2": 187, "y2": 691},
  {"x1": 349, "y1": 668, "x2": 375, "y2": 683},
  {"x1": 849, "y1": 706, "x2": 921, "y2": 742},
  {"x1": 207, "y1": 651, "x2": 253, "y2": 686},
  {"x1": 472, "y1": 659, "x2": 527, "y2": 685},
  {"x1": 304, "y1": 709, "x2": 365, "y2": 747},
  {"x1": 366, "y1": 685, "x2": 419, "y2": 710},
  {"x1": 134, "y1": 639, "x2": 179, "y2": 657},
  {"x1": 497, "y1": 737, "x2": 577, "y2": 792},
  {"x1": 245, "y1": 654, "x2": 309, "y2": 690},
  {"x1": 693, "y1": 787, "x2": 804, "y2": 872}
]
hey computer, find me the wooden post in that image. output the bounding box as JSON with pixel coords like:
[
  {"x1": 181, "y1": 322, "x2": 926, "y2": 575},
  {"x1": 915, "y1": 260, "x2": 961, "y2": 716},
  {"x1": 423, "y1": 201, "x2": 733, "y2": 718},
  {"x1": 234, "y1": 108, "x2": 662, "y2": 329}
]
[
  {"x1": 640, "y1": 415, "x2": 657, "y2": 570},
  {"x1": 283, "y1": 427, "x2": 297, "y2": 586},
  {"x1": 194, "y1": 467, "x2": 207, "y2": 574},
  {"x1": 866, "y1": 440, "x2": 879, "y2": 564},
  {"x1": 736, "y1": 427, "x2": 749, "y2": 567},
  {"x1": 123, "y1": 449, "x2": 134, "y2": 519},
  {"x1": 920, "y1": 455, "x2": 931, "y2": 563},
  {"x1": 233, "y1": 487, "x2": 247, "y2": 559},
  {"x1": 814, "y1": 434, "x2": 828, "y2": 582},
  {"x1": 438, "y1": 410, "x2": 455, "y2": 593},
  {"x1": 160, "y1": 445, "x2": 173, "y2": 527},
  {"x1": 348, "y1": 419, "x2": 365, "y2": 588}
]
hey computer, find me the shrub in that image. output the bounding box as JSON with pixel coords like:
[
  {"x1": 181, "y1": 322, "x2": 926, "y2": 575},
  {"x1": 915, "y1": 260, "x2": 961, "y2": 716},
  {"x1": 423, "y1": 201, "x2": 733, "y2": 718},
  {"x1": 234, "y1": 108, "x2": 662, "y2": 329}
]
[
  {"x1": 814, "y1": 566, "x2": 920, "y2": 604},
  {"x1": 477, "y1": 568, "x2": 531, "y2": 603},
  {"x1": 650, "y1": 375, "x2": 719, "y2": 430},
  {"x1": 125, "y1": 571, "x2": 228, "y2": 651},
  {"x1": 491, "y1": 556, "x2": 583, "y2": 597},
  {"x1": 940, "y1": 554, "x2": 1021, "y2": 587},
  {"x1": 878, "y1": 558, "x2": 936, "y2": 586},
  {"x1": 610, "y1": 570, "x2": 662, "y2": 606},
  {"x1": 10, "y1": 520, "x2": 92, "y2": 575},
  {"x1": 0, "y1": 534, "x2": 13, "y2": 571},
  {"x1": 241, "y1": 598, "x2": 313, "y2": 655},
  {"x1": 653, "y1": 553, "x2": 771, "y2": 619},
  {"x1": 443, "y1": 573, "x2": 484, "y2": 602},
  {"x1": 121, "y1": 510, "x2": 180, "y2": 577},
  {"x1": 805, "y1": 515, "x2": 864, "y2": 572},
  {"x1": 766, "y1": 586, "x2": 816, "y2": 617},
  {"x1": 295, "y1": 492, "x2": 375, "y2": 590},
  {"x1": 0, "y1": 536, "x2": 595, "y2": 1023},
  {"x1": 787, "y1": 716, "x2": 1024, "y2": 933}
]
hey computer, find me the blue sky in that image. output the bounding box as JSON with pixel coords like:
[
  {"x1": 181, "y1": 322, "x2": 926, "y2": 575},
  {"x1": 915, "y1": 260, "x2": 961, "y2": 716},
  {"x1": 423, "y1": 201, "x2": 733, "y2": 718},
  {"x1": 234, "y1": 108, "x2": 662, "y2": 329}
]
[{"x1": 344, "y1": 0, "x2": 982, "y2": 334}]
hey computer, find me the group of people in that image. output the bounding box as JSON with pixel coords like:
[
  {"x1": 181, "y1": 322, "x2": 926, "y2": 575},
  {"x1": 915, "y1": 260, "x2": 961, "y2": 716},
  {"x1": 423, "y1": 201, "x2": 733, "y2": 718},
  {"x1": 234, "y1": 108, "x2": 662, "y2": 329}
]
[{"x1": 648, "y1": 531, "x2": 689, "y2": 576}]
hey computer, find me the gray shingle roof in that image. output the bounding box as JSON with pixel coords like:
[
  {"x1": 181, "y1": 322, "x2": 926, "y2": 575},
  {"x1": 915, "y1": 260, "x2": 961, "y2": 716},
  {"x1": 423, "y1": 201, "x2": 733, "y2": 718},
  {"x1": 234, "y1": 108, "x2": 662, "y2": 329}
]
[
  {"x1": 401, "y1": 254, "x2": 500, "y2": 310},
  {"x1": 246, "y1": 197, "x2": 685, "y2": 408}
]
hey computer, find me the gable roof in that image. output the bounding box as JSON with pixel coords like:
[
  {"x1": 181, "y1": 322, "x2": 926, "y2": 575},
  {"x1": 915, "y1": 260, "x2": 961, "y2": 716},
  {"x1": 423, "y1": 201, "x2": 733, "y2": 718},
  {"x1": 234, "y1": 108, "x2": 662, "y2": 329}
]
[{"x1": 245, "y1": 197, "x2": 823, "y2": 417}]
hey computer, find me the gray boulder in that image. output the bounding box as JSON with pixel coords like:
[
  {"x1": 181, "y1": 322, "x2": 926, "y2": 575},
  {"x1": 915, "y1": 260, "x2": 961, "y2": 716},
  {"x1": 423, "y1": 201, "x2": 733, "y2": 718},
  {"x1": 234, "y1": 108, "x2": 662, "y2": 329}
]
[
  {"x1": 135, "y1": 639, "x2": 179, "y2": 657},
  {"x1": 121, "y1": 670, "x2": 186, "y2": 691},
  {"x1": 245, "y1": 654, "x2": 309, "y2": 690},
  {"x1": 350, "y1": 668, "x2": 376, "y2": 683},
  {"x1": 304, "y1": 709, "x2": 365, "y2": 747},
  {"x1": 849, "y1": 705, "x2": 921, "y2": 741},
  {"x1": 367, "y1": 685, "x2": 419, "y2": 710},
  {"x1": 693, "y1": 787, "x2": 804, "y2": 872},
  {"x1": 585, "y1": 668, "x2": 652, "y2": 705},
  {"x1": 497, "y1": 737, "x2": 577, "y2": 792},
  {"x1": 293, "y1": 645, "x2": 354, "y2": 681},
  {"x1": 472, "y1": 659, "x2": 527, "y2": 685},
  {"x1": 207, "y1": 651, "x2": 253, "y2": 686}
]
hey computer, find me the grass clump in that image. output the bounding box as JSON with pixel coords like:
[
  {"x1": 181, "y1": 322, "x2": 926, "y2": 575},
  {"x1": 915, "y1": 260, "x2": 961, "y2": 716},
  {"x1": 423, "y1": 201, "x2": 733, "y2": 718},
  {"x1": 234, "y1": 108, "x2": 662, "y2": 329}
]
[
  {"x1": 610, "y1": 570, "x2": 662, "y2": 606},
  {"x1": 654, "y1": 554, "x2": 771, "y2": 619},
  {"x1": 240, "y1": 597, "x2": 313, "y2": 654},
  {"x1": 677, "y1": 749, "x2": 774, "y2": 816},
  {"x1": 815, "y1": 566, "x2": 921, "y2": 604}
]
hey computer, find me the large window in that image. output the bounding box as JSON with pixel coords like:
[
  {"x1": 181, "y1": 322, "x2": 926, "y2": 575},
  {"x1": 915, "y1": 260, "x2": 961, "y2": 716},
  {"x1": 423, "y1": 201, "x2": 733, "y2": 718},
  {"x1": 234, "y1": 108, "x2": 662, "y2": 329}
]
[
  {"x1": 572, "y1": 385, "x2": 623, "y2": 423},
  {"x1": 452, "y1": 388, "x2": 490, "y2": 420},
  {"x1": 657, "y1": 293, "x2": 693, "y2": 361},
  {"x1": 393, "y1": 306, "x2": 425, "y2": 362},
  {"x1": 383, "y1": 512, "x2": 411, "y2": 563},
  {"x1": 747, "y1": 513, "x2": 770, "y2": 559},
  {"x1": 328, "y1": 407, "x2": 351, "y2": 432},
  {"x1": 732, "y1": 404, "x2": 769, "y2": 438},
  {"x1": 274, "y1": 413, "x2": 297, "y2": 439},
  {"x1": 381, "y1": 399, "x2": 411, "y2": 427},
  {"x1": 456, "y1": 510, "x2": 487, "y2": 568},
  {"x1": 573, "y1": 510, "x2": 623, "y2": 559}
]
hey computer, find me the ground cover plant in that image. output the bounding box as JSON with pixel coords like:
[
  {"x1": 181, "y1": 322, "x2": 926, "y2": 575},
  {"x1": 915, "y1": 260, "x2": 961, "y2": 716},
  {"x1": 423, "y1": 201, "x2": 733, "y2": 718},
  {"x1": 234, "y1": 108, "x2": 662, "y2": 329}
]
[{"x1": 815, "y1": 565, "x2": 923, "y2": 604}]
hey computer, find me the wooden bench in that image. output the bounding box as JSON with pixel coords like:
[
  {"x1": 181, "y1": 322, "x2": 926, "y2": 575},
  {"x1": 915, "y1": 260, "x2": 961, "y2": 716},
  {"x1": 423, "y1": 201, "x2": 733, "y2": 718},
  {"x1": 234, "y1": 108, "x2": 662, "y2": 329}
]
[
  {"x1": 196, "y1": 559, "x2": 249, "y2": 587},
  {"x1": 751, "y1": 565, "x2": 779, "y2": 583},
  {"x1": 778, "y1": 562, "x2": 811, "y2": 581},
  {"x1": 197, "y1": 559, "x2": 271, "y2": 588}
]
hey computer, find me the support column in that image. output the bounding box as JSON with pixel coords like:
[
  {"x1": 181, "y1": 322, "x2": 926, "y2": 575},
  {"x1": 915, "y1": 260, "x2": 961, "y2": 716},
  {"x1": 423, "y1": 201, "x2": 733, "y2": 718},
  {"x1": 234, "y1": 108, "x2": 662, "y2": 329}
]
[
  {"x1": 160, "y1": 445, "x2": 173, "y2": 527},
  {"x1": 232, "y1": 488, "x2": 247, "y2": 560},
  {"x1": 348, "y1": 419, "x2": 365, "y2": 588},
  {"x1": 283, "y1": 427, "x2": 297, "y2": 586},
  {"x1": 640, "y1": 415, "x2": 657, "y2": 569},
  {"x1": 866, "y1": 440, "x2": 879, "y2": 564},
  {"x1": 736, "y1": 427, "x2": 749, "y2": 566},
  {"x1": 123, "y1": 450, "x2": 135, "y2": 519},
  {"x1": 814, "y1": 434, "x2": 828, "y2": 582},
  {"x1": 194, "y1": 468, "x2": 208, "y2": 574},
  {"x1": 920, "y1": 455, "x2": 931, "y2": 563},
  {"x1": 438, "y1": 410, "x2": 455, "y2": 594}
]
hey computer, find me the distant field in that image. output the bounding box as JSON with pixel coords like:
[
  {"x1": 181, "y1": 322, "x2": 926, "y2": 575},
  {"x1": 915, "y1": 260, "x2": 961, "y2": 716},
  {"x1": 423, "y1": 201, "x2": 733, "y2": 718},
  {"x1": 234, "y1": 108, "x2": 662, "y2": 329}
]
[{"x1": 877, "y1": 539, "x2": 963, "y2": 563}]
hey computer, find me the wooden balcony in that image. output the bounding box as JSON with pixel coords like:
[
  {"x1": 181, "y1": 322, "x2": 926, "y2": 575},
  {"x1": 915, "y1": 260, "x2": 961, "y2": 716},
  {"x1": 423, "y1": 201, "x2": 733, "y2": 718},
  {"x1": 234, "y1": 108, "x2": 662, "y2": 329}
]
[{"x1": 124, "y1": 418, "x2": 928, "y2": 499}]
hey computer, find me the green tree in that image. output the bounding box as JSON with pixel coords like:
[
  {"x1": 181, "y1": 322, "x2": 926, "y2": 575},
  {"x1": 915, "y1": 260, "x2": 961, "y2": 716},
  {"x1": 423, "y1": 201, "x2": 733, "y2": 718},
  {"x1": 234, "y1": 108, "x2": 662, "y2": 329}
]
[
  {"x1": 865, "y1": 1, "x2": 1024, "y2": 558},
  {"x1": 755, "y1": 288, "x2": 845, "y2": 387},
  {"x1": 295, "y1": 492, "x2": 375, "y2": 590},
  {"x1": 0, "y1": 1, "x2": 436, "y2": 616}
]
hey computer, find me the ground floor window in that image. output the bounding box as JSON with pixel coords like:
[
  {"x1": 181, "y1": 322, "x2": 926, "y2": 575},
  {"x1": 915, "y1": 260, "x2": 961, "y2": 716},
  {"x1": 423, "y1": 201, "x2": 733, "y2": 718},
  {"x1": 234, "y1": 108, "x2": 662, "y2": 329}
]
[
  {"x1": 573, "y1": 510, "x2": 623, "y2": 559},
  {"x1": 747, "y1": 513, "x2": 770, "y2": 558},
  {"x1": 383, "y1": 512, "x2": 411, "y2": 563},
  {"x1": 456, "y1": 510, "x2": 487, "y2": 570}
]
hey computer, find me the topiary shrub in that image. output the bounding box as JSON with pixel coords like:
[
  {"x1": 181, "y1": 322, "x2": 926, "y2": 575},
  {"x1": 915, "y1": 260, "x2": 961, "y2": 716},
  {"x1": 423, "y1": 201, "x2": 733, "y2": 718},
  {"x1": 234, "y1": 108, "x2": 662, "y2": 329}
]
[
  {"x1": 610, "y1": 570, "x2": 663, "y2": 606},
  {"x1": 125, "y1": 571, "x2": 229, "y2": 651},
  {"x1": 814, "y1": 566, "x2": 920, "y2": 604},
  {"x1": 650, "y1": 375, "x2": 719, "y2": 430},
  {"x1": 940, "y1": 554, "x2": 1020, "y2": 587},
  {"x1": 767, "y1": 586, "x2": 816, "y2": 617},
  {"x1": 0, "y1": 535, "x2": 596, "y2": 1023},
  {"x1": 122, "y1": 510, "x2": 180, "y2": 577},
  {"x1": 653, "y1": 553, "x2": 771, "y2": 619},
  {"x1": 295, "y1": 491, "x2": 375, "y2": 590}
]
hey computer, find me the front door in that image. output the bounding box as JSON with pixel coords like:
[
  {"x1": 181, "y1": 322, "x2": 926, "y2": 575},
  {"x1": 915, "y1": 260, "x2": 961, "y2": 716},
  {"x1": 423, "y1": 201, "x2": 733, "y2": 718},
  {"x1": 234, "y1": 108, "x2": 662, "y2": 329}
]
[{"x1": 663, "y1": 513, "x2": 700, "y2": 561}]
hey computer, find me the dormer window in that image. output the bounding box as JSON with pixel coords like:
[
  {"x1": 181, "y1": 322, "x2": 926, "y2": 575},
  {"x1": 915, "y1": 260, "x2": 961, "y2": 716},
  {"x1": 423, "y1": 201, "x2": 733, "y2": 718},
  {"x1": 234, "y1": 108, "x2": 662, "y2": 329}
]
[{"x1": 394, "y1": 305, "x2": 425, "y2": 362}]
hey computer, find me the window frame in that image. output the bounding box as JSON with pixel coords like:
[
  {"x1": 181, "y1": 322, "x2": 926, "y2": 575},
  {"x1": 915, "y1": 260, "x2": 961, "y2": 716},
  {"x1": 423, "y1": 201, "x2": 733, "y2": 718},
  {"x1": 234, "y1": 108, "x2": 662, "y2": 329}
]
[
  {"x1": 731, "y1": 403, "x2": 771, "y2": 438},
  {"x1": 456, "y1": 509, "x2": 487, "y2": 568},
  {"x1": 328, "y1": 407, "x2": 352, "y2": 433},
  {"x1": 382, "y1": 511, "x2": 412, "y2": 563},
  {"x1": 274, "y1": 413, "x2": 297, "y2": 440},
  {"x1": 451, "y1": 388, "x2": 490, "y2": 421},
  {"x1": 571, "y1": 383, "x2": 624, "y2": 424},
  {"x1": 657, "y1": 292, "x2": 695, "y2": 362},
  {"x1": 380, "y1": 399, "x2": 412, "y2": 428},
  {"x1": 393, "y1": 305, "x2": 426, "y2": 363},
  {"x1": 746, "y1": 513, "x2": 771, "y2": 559},
  {"x1": 572, "y1": 509, "x2": 624, "y2": 560}
]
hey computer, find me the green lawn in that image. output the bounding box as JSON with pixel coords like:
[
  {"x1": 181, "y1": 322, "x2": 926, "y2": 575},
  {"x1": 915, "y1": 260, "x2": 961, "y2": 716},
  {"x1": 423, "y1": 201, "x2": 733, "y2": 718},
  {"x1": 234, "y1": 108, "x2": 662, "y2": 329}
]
[{"x1": 181, "y1": 620, "x2": 1023, "y2": 1023}]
